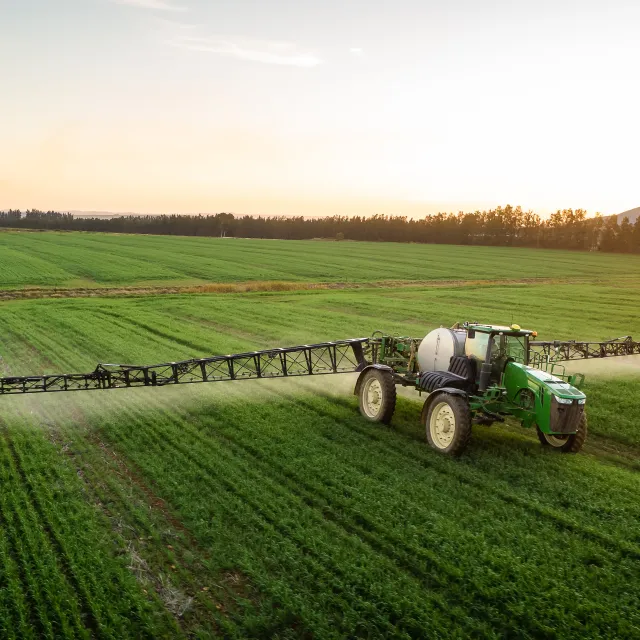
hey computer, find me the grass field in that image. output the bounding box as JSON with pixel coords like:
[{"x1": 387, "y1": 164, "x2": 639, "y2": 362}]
[
  {"x1": 2, "y1": 230, "x2": 640, "y2": 288},
  {"x1": 1, "y1": 233, "x2": 640, "y2": 638}
]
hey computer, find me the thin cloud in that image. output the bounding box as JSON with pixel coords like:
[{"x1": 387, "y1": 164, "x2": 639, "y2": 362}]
[
  {"x1": 113, "y1": 0, "x2": 187, "y2": 11},
  {"x1": 349, "y1": 47, "x2": 364, "y2": 56},
  {"x1": 153, "y1": 17, "x2": 199, "y2": 30},
  {"x1": 169, "y1": 33, "x2": 322, "y2": 67}
]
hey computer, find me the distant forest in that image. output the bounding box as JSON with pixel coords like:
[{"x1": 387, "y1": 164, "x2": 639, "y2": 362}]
[{"x1": 1, "y1": 206, "x2": 639, "y2": 253}]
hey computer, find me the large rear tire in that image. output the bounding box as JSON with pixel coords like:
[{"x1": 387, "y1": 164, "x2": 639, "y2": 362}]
[
  {"x1": 537, "y1": 413, "x2": 587, "y2": 453},
  {"x1": 357, "y1": 369, "x2": 396, "y2": 424},
  {"x1": 422, "y1": 392, "x2": 472, "y2": 456}
]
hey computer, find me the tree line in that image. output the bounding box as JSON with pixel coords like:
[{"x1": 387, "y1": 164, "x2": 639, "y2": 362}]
[{"x1": 1, "y1": 206, "x2": 638, "y2": 253}]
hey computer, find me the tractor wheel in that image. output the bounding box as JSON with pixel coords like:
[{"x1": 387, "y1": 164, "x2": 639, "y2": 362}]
[
  {"x1": 357, "y1": 369, "x2": 396, "y2": 424},
  {"x1": 537, "y1": 413, "x2": 588, "y2": 453},
  {"x1": 422, "y1": 392, "x2": 472, "y2": 456}
]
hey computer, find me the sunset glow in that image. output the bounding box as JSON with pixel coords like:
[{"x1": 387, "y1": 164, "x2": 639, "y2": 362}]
[{"x1": 1, "y1": 0, "x2": 638, "y2": 217}]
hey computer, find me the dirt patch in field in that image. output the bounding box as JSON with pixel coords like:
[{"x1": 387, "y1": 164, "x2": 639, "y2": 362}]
[{"x1": 0, "y1": 276, "x2": 582, "y2": 301}]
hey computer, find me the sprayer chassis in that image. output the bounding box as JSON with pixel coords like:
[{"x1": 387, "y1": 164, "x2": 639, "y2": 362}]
[{"x1": 358, "y1": 328, "x2": 594, "y2": 454}]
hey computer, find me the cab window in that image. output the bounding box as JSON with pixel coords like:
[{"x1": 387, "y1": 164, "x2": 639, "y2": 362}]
[{"x1": 465, "y1": 332, "x2": 491, "y2": 361}]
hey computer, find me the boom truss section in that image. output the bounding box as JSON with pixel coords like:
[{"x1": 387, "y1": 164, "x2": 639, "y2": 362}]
[
  {"x1": 528, "y1": 336, "x2": 640, "y2": 364},
  {"x1": 0, "y1": 339, "x2": 369, "y2": 396}
]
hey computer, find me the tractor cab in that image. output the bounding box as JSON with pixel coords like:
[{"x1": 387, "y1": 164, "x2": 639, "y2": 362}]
[
  {"x1": 464, "y1": 323, "x2": 534, "y2": 387},
  {"x1": 416, "y1": 322, "x2": 536, "y2": 394}
]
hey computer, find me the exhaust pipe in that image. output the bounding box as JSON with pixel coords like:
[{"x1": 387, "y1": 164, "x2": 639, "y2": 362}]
[
  {"x1": 478, "y1": 362, "x2": 492, "y2": 392},
  {"x1": 478, "y1": 335, "x2": 494, "y2": 392}
]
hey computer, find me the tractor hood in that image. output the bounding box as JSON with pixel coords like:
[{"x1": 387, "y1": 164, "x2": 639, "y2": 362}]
[
  {"x1": 522, "y1": 366, "x2": 586, "y2": 402},
  {"x1": 503, "y1": 362, "x2": 586, "y2": 434}
]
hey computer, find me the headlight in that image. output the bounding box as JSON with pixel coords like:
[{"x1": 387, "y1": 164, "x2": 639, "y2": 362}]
[
  {"x1": 555, "y1": 396, "x2": 573, "y2": 404},
  {"x1": 578, "y1": 398, "x2": 586, "y2": 405}
]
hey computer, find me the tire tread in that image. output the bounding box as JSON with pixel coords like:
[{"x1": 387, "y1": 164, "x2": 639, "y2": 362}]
[
  {"x1": 423, "y1": 392, "x2": 472, "y2": 456},
  {"x1": 537, "y1": 412, "x2": 588, "y2": 453},
  {"x1": 357, "y1": 369, "x2": 397, "y2": 424}
]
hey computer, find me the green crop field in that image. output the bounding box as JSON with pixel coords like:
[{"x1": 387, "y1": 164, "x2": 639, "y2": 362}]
[
  {"x1": 2, "y1": 230, "x2": 640, "y2": 288},
  {"x1": 0, "y1": 232, "x2": 639, "y2": 638}
]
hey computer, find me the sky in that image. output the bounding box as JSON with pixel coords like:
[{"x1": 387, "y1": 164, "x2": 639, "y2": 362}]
[{"x1": 0, "y1": 0, "x2": 638, "y2": 218}]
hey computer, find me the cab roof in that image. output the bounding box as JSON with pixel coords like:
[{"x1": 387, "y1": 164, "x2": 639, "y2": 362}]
[{"x1": 465, "y1": 322, "x2": 535, "y2": 336}]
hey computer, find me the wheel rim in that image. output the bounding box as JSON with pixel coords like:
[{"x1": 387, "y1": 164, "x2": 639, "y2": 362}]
[
  {"x1": 429, "y1": 402, "x2": 456, "y2": 449},
  {"x1": 543, "y1": 433, "x2": 570, "y2": 447},
  {"x1": 362, "y1": 378, "x2": 383, "y2": 418}
]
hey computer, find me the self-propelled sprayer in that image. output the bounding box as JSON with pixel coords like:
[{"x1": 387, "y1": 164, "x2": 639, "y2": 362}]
[{"x1": 2, "y1": 322, "x2": 638, "y2": 455}]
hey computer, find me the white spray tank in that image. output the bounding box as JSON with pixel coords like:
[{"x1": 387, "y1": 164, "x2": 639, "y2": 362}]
[{"x1": 417, "y1": 327, "x2": 468, "y2": 372}]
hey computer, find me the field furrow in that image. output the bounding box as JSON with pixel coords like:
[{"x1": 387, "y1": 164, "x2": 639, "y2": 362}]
[
  {"x1": 93, "y1": 400, "x2": 479, "y2": 637},
  {"x1": 1, "y1": 234, "x2": 640, "y2": 638}
]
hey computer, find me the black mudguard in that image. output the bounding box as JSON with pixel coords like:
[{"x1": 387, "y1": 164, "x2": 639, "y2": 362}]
[
  {"x1": 353, "y1": 364, "x2": 394, "y2": 396},
  {"x1": 420, "y1": 387, "x2": 468, "y2": 415}
]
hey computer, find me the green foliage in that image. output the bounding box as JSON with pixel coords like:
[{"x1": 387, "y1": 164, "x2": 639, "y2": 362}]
[
  {"x1": 1, "y1": 246, "x2": 639, "y2": 637},
  {"x1": 1, "y1": 230, "x2": 640, "y2": 288},
  {"x1": 2, "y1": 281, "x2": 640, "y2": 370},
  {"x1": 582, "y1": 377, "x2": 640, "y2": 447},
  {"x1": 0, "y1": 417, "x2": 176, "y2": 639}
]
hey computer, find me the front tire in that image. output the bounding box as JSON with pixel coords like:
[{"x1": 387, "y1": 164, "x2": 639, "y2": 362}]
[
  {"x1": 537, "y1": 413, "x2": 587, "y2": 453},
  {"x1": 357, "y1": 369, "x2": 396, "y2": 424},
  {"x1": 422, "y1": 392, "x2": 472, "y2": 456}
]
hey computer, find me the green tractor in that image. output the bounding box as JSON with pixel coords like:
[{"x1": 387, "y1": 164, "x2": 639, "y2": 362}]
[{"x1": 355, "y1": 323, "x2": 591, "y2": 456}]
